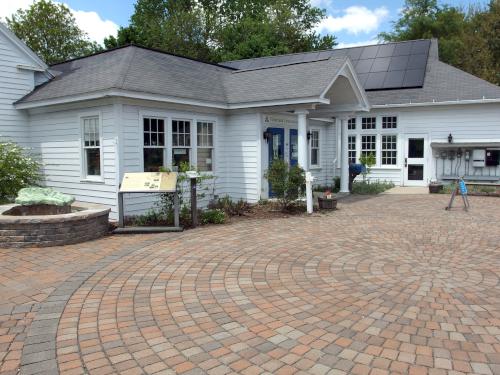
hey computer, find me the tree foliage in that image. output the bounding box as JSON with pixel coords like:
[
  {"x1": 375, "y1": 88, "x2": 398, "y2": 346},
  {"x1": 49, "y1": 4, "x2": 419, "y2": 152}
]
[
  {"x1": 104, "y1": 0, "x2": 336, "y2": 62},
  {"x1": 264, "y1": 159, "x2": 305, "y2": 210},
  {"x1": 380, "y1": 0, "x2": 500, "y2": 85},
  {"x1": 6, "y1": 0, "x2": 101, "y2": 65},
  {"x1": 0, "y1": 142, "x2": 41, "y2": 203}
]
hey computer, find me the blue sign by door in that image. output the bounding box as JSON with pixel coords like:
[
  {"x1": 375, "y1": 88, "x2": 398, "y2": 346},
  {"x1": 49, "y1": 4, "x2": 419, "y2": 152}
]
[
  {"x1": 289, "y1": 129, "x2": 298, "y2": 167},
  {"x1": 268, "y1": 127, "x2": 284, "y2": 197}
]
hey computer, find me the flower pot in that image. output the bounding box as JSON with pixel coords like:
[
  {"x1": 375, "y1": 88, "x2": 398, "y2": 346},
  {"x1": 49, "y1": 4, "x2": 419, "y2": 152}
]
[
  {"x1": 318, "y1": 197, "x2": 337, "y2": 210},
  {"x1": 429, "y1": 184, "x2": 443, "y2": 194}
]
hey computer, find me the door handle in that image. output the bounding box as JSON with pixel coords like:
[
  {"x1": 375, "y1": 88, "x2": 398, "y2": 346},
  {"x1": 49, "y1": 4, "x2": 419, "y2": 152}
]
[{"x1": 405, "y1": 158, "x2": 407, "y2": 167}]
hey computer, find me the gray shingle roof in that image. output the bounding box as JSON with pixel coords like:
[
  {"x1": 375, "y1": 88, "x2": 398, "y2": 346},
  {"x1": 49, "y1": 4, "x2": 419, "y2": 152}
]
[
  {"x1": 18, "y1": 45, "x2": 349, "y2": 106},
  {"x1": 224, "y1": 57, "x2": 348, "y2": 104},
  {"x1": 20, "y1": 46, "x2": 230, "y2": 105},
  {"x1": 18, "y1": 40, "x2": 500, "y2": 107}
]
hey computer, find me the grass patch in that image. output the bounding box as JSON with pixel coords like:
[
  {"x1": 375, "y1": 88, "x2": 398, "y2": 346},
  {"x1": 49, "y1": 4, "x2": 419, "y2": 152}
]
[{"x1": 352, "y1": 181, "x2": 395, "y2": 195}]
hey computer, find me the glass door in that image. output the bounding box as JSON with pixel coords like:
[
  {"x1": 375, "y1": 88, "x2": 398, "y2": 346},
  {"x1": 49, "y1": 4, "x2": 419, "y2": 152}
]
[
  {"x1": 268, "y1": 128, "x2": 285, "y2": 196},
  {"x1": 404, "y1": 135, "x2": 427, "y2": 186}
]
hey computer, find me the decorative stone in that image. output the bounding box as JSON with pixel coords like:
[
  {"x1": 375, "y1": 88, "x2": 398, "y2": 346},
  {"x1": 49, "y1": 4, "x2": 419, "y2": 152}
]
[{"x1": 15, "y1": 187, "x2": 75, "y2": 207}]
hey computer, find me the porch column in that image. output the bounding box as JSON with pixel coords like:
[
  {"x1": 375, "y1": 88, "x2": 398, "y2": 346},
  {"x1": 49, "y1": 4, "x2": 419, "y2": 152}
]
[
  {"x1": 340, "y1": 117, "x2": 350, "y2": 193},
  {"x1": 295, "y1": 110, "x2": 309, "y2": 170}
]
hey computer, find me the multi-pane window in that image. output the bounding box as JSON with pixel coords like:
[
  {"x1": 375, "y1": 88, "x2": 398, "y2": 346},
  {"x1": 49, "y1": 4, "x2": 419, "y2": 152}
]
[
  {"x1": 82, "y1": 116, "x2": 101, "y2": 177},
  {"x1": 143, "y1": 117, "x2": 165, "y2": 172},
  {"x1": 381, "y1": 135, "x2": 397, "y2": 165},
  {"x1": 362, "y1": 117, "x2": 376, "y2": 130},
  {"x1": 310, "y1": 130, "x2": 320, "y2": 167},
  {"x1": 348, "y1": 118, "x2": 356, "y2": 130},
  {"x1": 348, "y1": 135, "x2": 356, "y2": 165},
  {"x1": 197, "y1": 121, "x2": 214, "y2": 172},
  {"x1": 172, "y1": 120, "x2": 191, "y2": 168},
  {"x1": 361, "y1": 135, "x2": 376, "y2": 162},
  {"x1": 382, "y1": 116, "x2": 397, "y2": 129}
]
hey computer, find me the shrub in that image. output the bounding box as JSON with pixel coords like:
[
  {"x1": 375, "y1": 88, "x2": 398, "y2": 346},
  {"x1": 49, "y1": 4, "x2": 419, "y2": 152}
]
[
  {"x1": 0, "y1": 142, "x2": 41, "y2": 203},
  {"x1": 359, "y1": 153, "x2": 376, "y2": 181},
  {"x1": 264, "y1": 159, "x2": 305, "y2": 210},
  {"x1": 352, "y1": 180, "x2": 394, "y2": 194},
  {"x1": 209, "y1": 196, "x2": 250, "y2": 216},
  {"x1": 201, "y1": 209, "x2": 226, "y2": 224}
]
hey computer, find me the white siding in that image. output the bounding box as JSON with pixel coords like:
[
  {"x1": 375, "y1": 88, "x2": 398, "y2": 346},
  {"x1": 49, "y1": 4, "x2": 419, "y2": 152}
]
[
  {"x1": 221, "y1": 112, "x2": 261, "y2": 202},
  {"x1": 29, "y1": 103, "x2": 119, "y2": 218},
  {"x1": 338, "y1": 103, "x2": 500, "y2": 185},
  {"x1": 0, "y1": 30, "x2": 35, "y2": 145},
  {"x1": 120, "y1": 103, "x2": 226, "y2": 216}
]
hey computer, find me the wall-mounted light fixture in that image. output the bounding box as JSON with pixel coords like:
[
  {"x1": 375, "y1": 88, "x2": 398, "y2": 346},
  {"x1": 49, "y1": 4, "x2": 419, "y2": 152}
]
[
  {"x1": 307, "y1": 131, "x2": 312, "y2": 141},
  {"x1": 448, "y1": 133, "x2": 453, "y2": 144},
  {"x1": 263, "y1": 128, "x2": 273, "y2": 143}
]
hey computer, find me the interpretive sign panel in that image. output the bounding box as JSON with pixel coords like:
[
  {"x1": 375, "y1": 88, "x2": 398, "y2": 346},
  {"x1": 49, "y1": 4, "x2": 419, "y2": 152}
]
[{"x1": 119, "y1": 172, "x2": 177, "y2": 193}]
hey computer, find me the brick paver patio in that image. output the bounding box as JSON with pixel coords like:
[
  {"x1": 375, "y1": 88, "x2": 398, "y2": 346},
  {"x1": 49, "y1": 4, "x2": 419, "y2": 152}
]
[{"x1": 1, "y1": 194, "x2": 499, "y2": 375}]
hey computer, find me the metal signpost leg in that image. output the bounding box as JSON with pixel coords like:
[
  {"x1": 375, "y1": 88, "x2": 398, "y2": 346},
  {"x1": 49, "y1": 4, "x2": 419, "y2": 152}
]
[
  {"x1": 174, "y1": 192, "x2": 180, "y2": 228},
  {"x1": 118, "y1": 192, "x2": 124, "y2": 227},
  {"x1": 190, "y1": 177, "x2": 198, "y2": 227}
]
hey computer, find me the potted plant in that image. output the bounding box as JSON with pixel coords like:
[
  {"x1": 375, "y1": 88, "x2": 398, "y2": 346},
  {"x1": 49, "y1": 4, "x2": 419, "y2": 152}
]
[
  {"x1": 318, "y1": 190, "x2": 337, "y2": 210},
  {"x1": 429, "y1": 180, "x2": 443, "y2": 194}
]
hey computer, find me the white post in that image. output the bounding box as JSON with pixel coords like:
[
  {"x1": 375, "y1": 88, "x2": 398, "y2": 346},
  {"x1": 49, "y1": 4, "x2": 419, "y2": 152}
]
[
  {"x1": 340, "y1": 117, "x2": 350, "y2": 193},
  {"x1": 295, "y1": 110, "x2": 313, "y2": 213},
  {"x1": 305, "y1": 172, "x2": 314, "y2": 214},
  {"x1": 296, "y1": 110, "x2": 309, "y2": 170}
]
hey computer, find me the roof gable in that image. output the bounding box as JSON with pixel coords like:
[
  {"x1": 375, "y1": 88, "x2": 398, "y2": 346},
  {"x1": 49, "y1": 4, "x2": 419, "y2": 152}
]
[{"x1": 0, "y1": 22, "x2": 48, "y2": 71}]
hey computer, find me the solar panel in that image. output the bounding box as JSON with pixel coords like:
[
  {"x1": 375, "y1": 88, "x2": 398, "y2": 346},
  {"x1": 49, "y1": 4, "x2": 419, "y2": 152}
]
[{"x1": 220, "y1": 39, "x2": 431, "y2": 90}]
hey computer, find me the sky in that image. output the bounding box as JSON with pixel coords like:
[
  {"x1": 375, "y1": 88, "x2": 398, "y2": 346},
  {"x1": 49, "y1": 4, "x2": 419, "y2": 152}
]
[{"x1": 0, "y1": 0, "x2": 486, "y2": 49}]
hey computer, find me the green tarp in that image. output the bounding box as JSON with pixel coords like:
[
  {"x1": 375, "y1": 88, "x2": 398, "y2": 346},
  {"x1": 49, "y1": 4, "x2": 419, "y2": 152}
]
[{"x1": 15, "y1": 187, "x2": 75, "y2": 206}]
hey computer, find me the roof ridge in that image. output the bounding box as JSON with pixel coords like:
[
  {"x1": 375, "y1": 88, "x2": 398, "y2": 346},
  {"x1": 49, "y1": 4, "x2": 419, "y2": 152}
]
[
  {"x1": 222, "y1": 39, "x2": 432, "y2": 64},
  {"x1": 230, "y1": 55, "x2": 347, "y2": 73},
  {"x1": 114, "y1": 47, "x2": 137, "y2": 90}
]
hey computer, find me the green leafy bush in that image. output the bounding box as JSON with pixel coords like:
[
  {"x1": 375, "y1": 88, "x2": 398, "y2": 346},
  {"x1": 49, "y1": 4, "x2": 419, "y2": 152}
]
[
  {"x1": 209, "y1": 196, "x2": 250, "y2": 216},
  {"x1": 359, "y1": 153, "x2": 376, "y2": 181},
  {"x1": 0, "y1": 142, "x2": 41, "y2": 203},
  {"x1": 264, "y1": 159, "x2": 305, "y2": 210},
  {"x1": 201, "y1": 209, "x2": 226, "y2": 224},
  {"x1": 352, "y1": 181, "x2": 394, "y2": 194}
]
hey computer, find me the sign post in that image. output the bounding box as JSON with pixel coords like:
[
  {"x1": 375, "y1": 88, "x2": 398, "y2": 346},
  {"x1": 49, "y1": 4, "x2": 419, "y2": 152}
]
[{"x1": 115, "y1": 172, "x2": 182, "y2": 233}]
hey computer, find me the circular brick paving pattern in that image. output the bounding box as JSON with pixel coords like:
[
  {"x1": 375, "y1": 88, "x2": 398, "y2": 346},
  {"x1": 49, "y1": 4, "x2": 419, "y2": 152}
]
[{"x1": 21, "y1": 195, "x2": 500, "y2": 374}]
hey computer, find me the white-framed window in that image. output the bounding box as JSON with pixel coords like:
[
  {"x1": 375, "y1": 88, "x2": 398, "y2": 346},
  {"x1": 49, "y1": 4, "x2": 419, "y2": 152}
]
[
  {"x1": 143, "y1": 117, "x2": 166, "y2": 172},
  {"x1": 382, "y1": 116, "x2": 397, "y2": 129},
  {"x1": 172, "y1": 119, "x2": 191, "y2": 168},
  {"x1": 381, "y1": 135, "x2": 397, "y2": 165},
  {"x1": 348, "y1": 118, "x2": 356, "y2": 130},
  {"x1": 362, "y1": 117, "x2": 376, "y2": 130},
  {"x1": 310, "y1": 129, "x2": 320, "y2": 167},
  {"x1": 348, "y1": 135, "x2": 356, "y2": 165},
  {"x1": 82, "y1": 116, "x2": 102, "y2": 179},
  {"x1": 197, "y1": 121, "x2": 214, "y2": 172},
  {"x1": 361, "y1": 135, "x2": 376, "y2": 163}
]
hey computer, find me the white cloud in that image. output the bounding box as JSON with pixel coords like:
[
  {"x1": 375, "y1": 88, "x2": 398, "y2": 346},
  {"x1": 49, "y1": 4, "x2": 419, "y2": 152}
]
[
  {"x1": 335, "y1": 39, "x2": 379, "y2": 49},
  {"x1": 0, "y1": 0, "x2": 118, "y2": 45},
  {"x1": 316, "y1": 6, "x2": 389, "y2": 35}
]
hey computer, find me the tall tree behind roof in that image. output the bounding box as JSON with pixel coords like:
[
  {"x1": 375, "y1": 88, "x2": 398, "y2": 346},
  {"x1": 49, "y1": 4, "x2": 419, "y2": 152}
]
[
  {"x1": 104, "y1": 0, "x2": 336, "y2": 62},
  {"x1": 5, "y1": 0, "x2": 101, "y2": 65},
  {"x1": 379, "y1": 0, "x2": 499, "y2": 85}
]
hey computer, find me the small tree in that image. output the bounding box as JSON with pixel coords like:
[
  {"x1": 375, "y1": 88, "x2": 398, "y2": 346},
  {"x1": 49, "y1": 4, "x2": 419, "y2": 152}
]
[
  {"x1": 0, "y1": 142, "x2": 41, "y2": 203},
  {"x1": 264, "y1": 159, "x2": 305, "y2": 211},
  {"x1": 359, "y1": 153, "x2": 376, "y2": 182}
]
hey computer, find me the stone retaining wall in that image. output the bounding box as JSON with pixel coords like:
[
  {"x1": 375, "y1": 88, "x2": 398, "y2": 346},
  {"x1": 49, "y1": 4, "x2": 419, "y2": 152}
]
[{"x1": 0, "y1": 203, "x2": 110, "y2": 248}]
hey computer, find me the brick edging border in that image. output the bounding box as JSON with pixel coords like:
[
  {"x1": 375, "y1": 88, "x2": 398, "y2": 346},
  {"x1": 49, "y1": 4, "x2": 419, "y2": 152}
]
[{"x1": 19, "y1": 235, "x2": 175, "y2": 375}]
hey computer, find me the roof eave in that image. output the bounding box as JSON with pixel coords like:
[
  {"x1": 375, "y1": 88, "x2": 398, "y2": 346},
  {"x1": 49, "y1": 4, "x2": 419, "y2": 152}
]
[
  {"x1": 15, "y1": 88, "x2": 330, "y2": 110},
  {"x1": 372, "y1": 98, "x2": 500, "y2": 108}
]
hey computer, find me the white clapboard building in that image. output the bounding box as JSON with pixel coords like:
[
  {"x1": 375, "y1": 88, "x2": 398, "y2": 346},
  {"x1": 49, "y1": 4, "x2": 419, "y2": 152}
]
[{"x1": 1, "y1": 22, "x2": 500, "y2": 219}]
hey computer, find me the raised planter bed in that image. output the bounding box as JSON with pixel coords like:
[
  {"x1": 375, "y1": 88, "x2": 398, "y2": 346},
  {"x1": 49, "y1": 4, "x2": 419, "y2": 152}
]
[{"x1": 0, "y1": 202, "x2": 110, "y2": 248}]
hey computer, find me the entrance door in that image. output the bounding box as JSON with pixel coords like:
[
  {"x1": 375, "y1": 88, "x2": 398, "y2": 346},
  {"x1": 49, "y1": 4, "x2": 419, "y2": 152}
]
[
  {"x1": 289, "y1": 129, "x2": 298, "y2": 167},
  {"x1": 404, "y1": 135, "x2": 427, "y2": 186},
  {"x1": 268, "y1": 127, "x2": 285, "y2": 196}
]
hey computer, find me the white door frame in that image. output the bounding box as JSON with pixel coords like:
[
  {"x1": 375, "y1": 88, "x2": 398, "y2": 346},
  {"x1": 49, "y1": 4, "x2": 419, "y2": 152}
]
[{"x1": 403, "y1": 134, "x2": 428, "y2": 186}]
